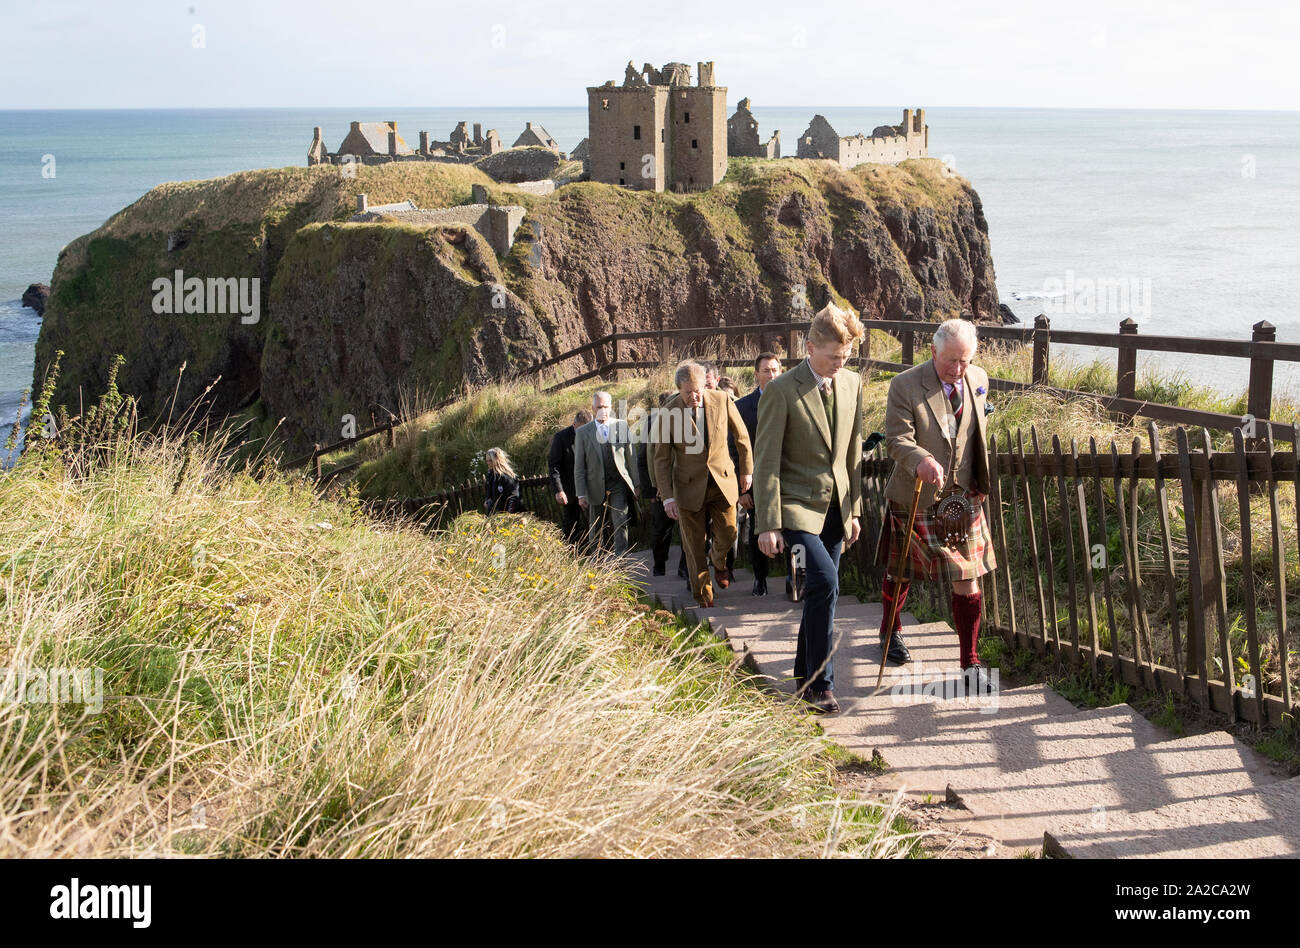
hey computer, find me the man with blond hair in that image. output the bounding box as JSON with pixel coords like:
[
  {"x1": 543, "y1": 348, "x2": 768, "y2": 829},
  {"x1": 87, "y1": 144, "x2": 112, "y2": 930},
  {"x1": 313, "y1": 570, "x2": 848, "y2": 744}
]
[
  {"x1": 875, "y1": 317, "x2": 997, "y2": 691},
  {"x1": 753, "y1": 304, "x2": 866, "y2": 714},
  {"x1": 654, "y1": 360, "x2": 753, "y2": 608}
]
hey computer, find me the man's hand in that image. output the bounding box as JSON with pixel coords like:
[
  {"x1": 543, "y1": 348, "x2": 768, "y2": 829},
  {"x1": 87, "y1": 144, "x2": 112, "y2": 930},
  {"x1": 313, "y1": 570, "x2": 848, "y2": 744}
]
[
  {"x1": 578, "y1": 496, "x2": 589, "y2": 511},
  {"x1": 916, "y1": 456, "x2": 944, "y2": 488},
  {"x1": 739, "y1": 492, "x2": 754, "y2": 510},
  {"x1": 758, "y1": 530, "x2": 784, "y2": 557},
  {"x1": 970, "y1": 491, "x2": 987, "y2": 506},
  {"x1": 555, "y1": 490, "x2": 567, "y2": 506},
  {"x1": 663, "y1": 499, "x2": 679, "y2": 520},
  {"x1": 844, "y1": 517, "x2": 862, "y2": 550},
  {"x1": 739, "y1": 474, "x2": 752, "y2": 494}
]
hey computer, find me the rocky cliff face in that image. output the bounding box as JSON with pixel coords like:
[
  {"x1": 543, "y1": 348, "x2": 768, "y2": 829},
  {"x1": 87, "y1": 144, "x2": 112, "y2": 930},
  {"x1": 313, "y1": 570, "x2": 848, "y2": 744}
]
[
  {"x1": 36, "y1": 156, "x2": 1001, "y2": 456},
  {"x1": 263, "y1": 222, "x2": 547, "y2": 453},
  {"x1": 507, "y1": 158, "x2": 999, "y2": 375}
]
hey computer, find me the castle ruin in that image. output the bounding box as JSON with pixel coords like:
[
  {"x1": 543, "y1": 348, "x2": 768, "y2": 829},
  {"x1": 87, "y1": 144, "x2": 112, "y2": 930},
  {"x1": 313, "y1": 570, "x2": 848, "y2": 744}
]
[
  {"x1": 307, "y1": 120, "x2": 552, "y2": 168},
  {"x1": 794, "y1": 109, "x2": 928, "y2": 167},
  {"x1": 586, "y1": 60, "x2": 727, "y2": 192},
  {"x1": 727, "y1": 98, "x2": 779, "y2": 159},
  {"x1": 350, "y1": 186, "x2": 526, "y2": 258}
]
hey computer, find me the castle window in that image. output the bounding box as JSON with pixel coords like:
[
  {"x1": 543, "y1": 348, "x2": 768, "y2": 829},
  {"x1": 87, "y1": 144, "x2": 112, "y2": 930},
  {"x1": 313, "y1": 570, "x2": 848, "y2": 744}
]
[
  {"x1": 619, "y1": 161, "x2": 625, "y2": 170},
  {"x1": 619, "y1": 178, "x2": 625, "y2": 185},
  {"x1": 660, "y1": 128, "x2": 664, "y2": 142},
  {"x1": 633, "y1": 125, "x2": 641, "y2": 140},
  {"x1": 692, "y1": 139, "x2": 698, "y2": 149},
  {"x1": 684, "y1": 112, "x2": 690, "y2": 123},
  {"x1": 602, "y1": 99, "x2": 609, "y2": 110}
]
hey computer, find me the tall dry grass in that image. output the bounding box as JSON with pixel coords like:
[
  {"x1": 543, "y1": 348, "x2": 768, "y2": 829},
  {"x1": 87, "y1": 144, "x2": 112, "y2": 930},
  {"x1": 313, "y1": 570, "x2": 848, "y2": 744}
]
[{"x1": 0, "y1": 427, "x2": 921, "y2": 858}]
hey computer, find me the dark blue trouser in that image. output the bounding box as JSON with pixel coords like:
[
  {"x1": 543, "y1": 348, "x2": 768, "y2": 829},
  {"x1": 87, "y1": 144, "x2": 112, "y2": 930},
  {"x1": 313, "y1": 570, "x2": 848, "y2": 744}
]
[{"x1": 784, "y1": 507, "x2": 845, "y2": 692}]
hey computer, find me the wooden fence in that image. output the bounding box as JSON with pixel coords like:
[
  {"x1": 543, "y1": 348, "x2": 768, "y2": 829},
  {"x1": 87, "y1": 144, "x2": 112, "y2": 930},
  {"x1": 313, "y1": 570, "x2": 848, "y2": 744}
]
[
  {"x1": 287, "y1": 314, "x2": 1299, "y2": 477},
  {"x1": 370, "y1": 409, "x2": 1299, "y2": 728},
  {"x1": 857, "y1": 420, "x2": 1299, "y2": 728}
]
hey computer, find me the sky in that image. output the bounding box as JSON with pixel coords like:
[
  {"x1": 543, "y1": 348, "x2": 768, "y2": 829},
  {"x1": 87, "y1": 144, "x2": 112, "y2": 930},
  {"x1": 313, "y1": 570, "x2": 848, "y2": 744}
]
[{"x1": 3, "y1": 0, "x2": 1298, "y2": 110}]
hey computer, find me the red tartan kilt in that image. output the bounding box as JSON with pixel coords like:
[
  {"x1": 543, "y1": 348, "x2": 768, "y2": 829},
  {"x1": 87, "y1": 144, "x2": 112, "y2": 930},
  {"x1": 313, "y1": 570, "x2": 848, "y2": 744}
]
[{"x1": 874, "y1": 494, "x2": 997, "y2": 583}]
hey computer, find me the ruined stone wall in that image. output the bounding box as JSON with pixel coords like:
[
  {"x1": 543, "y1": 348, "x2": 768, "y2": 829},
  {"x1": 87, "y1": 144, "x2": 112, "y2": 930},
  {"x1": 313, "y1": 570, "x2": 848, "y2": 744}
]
[
  {"x1": 667, "y1": 85, "x2": 726, "y2": 191},
  {"x1": 352, "y1": 204, "x2": 525, "y2": 257},
  {"x1": 586, "y1": 85, "x2": 667, "y2": 190}
]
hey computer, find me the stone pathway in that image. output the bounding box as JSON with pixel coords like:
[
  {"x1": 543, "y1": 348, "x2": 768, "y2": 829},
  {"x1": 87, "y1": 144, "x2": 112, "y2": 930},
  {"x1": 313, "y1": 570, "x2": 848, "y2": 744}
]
[{"x1": 631, "y1": 546, "x2": 1300, "y2": 858}]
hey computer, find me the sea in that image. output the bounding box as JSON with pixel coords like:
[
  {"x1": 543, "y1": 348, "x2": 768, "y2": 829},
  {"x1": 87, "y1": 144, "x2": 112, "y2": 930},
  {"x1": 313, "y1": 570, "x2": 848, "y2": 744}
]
[{"x1": 2, "y1": 106, "x2": 1298, "y2": 440}]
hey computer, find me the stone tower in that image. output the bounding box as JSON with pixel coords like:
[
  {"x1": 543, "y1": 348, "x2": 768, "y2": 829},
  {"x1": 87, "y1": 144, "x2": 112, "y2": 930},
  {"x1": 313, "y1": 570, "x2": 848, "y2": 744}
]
[{"x1": 586, "y1": 60, "x2": 727, "y2": 193}]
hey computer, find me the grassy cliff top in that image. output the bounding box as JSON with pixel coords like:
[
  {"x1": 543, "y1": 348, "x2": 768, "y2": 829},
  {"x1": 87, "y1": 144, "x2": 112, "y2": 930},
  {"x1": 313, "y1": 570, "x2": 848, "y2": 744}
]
[{"x1": 0, "y1": 426, "x2": 916, "y2": 856}]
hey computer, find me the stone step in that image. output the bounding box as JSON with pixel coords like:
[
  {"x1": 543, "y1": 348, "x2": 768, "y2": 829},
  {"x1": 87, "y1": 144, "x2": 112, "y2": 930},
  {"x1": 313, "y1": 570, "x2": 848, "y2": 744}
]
[
  {"x1": 629, "y1": 546, "x2": 1295, "y2": 859},
  {"x1": 1044, "y1": 772, "x2": 1300, "y2": 858}
]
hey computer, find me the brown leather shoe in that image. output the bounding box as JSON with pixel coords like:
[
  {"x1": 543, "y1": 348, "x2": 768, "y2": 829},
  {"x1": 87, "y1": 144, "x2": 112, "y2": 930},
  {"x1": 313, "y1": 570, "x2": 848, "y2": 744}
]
[
  {"x1": 697, "y1": 585, "x2": 714, "y2": 608},
  {"x1": 805, "y1": 688, "x2": 840, "y2": 714},
  {"x1": 714, "y1": 566, "x2": 730, "y2": 589}
]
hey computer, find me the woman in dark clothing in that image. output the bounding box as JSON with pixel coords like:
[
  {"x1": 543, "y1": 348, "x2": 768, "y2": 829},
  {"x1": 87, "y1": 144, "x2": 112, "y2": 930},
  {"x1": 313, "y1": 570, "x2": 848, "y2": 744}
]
[{"x1": 483, "y1": 447, "x2": 522, "y2": 514}]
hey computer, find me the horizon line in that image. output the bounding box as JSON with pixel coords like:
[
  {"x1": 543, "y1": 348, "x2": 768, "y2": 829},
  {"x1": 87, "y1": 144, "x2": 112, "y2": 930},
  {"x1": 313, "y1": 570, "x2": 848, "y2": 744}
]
[{"x1": 2, "y1": 104, "x2": 1298, "y2": 114}]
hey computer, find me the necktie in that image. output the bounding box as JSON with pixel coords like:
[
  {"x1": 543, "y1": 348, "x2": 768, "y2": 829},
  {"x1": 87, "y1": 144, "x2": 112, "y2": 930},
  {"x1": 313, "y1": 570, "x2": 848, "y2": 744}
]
[
  {"x1": 820, "y1": 379, "x2": 835, "y2": 443},
  {"x1": 948, "y1": 381, "x2": 963, "y2": 421},
  {"x1": 697, "y1": 406, "x2": 709, "y2": 450}
]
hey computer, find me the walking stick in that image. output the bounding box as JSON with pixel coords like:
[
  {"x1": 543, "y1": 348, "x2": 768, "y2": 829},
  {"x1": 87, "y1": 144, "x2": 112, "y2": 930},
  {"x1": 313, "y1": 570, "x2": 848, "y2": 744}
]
[{"x1": 876, "y1": 477, "x2": 925, "y2": 689}]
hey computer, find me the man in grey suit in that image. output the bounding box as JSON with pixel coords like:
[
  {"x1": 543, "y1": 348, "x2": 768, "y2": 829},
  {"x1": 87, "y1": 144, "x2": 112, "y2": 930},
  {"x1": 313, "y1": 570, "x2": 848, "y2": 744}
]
[{"x1": 574, "y1": 390, "x2": 639, "y2": 556}]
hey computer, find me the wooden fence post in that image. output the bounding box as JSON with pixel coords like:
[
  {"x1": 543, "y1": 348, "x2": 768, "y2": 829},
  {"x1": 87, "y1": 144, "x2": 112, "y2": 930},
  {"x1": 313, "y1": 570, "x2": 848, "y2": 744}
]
[
  {"x1": 1117, "y1": 317, "x2": 1138, "y2": 412},
  {"x1": 1247, "y1": 320, "x2": 1275, "y2": 450},
  {"x1": 608, "y1": 317, "x2": 620, "y2": 381},
  {"x1": 901, "y1": 328, "x2": 915, "y2": 366},
  {"x1": 1032, "y1": 315, "x2": 1050, "y2": 386},
  {"x1": 313, "y1": 444, "x2": 322, "y2": 480}
]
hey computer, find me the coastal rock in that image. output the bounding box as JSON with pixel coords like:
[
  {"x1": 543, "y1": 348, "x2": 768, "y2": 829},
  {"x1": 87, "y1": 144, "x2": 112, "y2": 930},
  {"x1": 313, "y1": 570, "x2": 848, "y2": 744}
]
[
  {"x1": 998, "y1": 302, "x2": 1020, "y2": 324},
  {"x1": 35, "y1": 157, "x2": 1002, "y2": 456},
  {"x1": 262, "y1": 221, "x2": 548, "y2": 453},
  {"x1": 22, "y1": 283, "x2": 49, "y2": 315}
]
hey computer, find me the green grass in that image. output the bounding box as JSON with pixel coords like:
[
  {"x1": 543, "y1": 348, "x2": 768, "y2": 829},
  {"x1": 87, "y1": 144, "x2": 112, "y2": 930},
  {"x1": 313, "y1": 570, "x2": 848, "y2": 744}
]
[{"x1": 0, "y1": 411, "x2": 930, "y2": 856}]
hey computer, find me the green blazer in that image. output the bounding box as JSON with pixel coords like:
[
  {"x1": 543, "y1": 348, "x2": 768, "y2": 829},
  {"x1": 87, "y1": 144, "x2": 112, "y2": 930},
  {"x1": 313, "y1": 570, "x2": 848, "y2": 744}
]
[{"x1": 753, "y1": 359, "x2": 864, "y2": 536}]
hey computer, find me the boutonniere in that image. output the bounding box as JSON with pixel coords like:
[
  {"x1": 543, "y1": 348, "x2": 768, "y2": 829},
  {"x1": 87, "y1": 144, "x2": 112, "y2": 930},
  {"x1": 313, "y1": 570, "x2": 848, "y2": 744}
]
[{"x1": 976, "y1": 385, "x2": 987, "y2": 397}]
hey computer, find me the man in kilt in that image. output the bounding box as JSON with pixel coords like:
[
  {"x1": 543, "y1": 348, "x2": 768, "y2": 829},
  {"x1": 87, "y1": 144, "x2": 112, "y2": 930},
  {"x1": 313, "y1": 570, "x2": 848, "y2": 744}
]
[{"x1": 875, "y1": 318, "x2": 996, "y2": 687}]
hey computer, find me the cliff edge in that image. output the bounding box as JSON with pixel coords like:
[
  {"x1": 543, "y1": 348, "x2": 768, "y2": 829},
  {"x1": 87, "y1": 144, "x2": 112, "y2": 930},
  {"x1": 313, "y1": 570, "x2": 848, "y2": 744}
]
[{"x1": 35, "y1": 157, "x2": 1000, "y2": 455}]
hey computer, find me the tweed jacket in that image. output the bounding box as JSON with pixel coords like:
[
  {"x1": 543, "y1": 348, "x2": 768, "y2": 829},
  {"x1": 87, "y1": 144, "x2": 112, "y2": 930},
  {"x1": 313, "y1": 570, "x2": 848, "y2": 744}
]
[
  {"x1": 883, "y1": 359, "x2": 991, "y2": 509},
  {"x1": 752, "y1": 359, "x2": 864, "y2": 536},
  {"x1": 573, "y1": 417, "x2": 638, "y2": 502},
  {"x1": 652, "y1": 388, "x2": 753, "y2": 511}
]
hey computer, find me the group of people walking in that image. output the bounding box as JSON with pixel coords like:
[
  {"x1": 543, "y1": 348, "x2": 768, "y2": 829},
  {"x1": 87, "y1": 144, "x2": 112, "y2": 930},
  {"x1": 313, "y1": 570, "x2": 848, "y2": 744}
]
[{"x1": 529, "y1": 303, "x2": 998, "y2": 714}]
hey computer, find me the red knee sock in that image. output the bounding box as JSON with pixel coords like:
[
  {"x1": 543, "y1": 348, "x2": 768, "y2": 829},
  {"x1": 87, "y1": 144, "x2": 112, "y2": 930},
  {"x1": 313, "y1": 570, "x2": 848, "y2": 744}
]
[
  {"x1": 951, "y1": 591, "x2": 983, "y2": 668},
  {"x1": 880, "y1": 578, "x2": 910, "y2": 637}
]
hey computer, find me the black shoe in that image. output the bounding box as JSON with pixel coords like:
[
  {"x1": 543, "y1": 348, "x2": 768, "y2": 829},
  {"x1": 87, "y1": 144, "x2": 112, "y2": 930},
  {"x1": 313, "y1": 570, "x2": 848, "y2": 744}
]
[
  {"x1": 962, "y1": 662, "x2": 995, "y2": 694},
  {"x1": 677, "y1": 565, "x2": 689, "y2": 580},
  {"x1": 652, "y1": 566, "x2": 665, "y2": 576},
  {"x1": 804, "y1": 688, "x2": 840, "y2": 714},
  {"x1": 753, "y1": 577, "x2": 768, "y2": 596},
  {"x1": 879, "y1": 628, "x2": 912, "y2": 665}
]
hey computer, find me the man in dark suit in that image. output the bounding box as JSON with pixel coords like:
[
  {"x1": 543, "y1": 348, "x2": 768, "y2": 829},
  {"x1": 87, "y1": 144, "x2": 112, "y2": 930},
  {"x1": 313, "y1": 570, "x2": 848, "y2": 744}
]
[
  {"x1": 548, "y1": 409, "x2": 593, "y2": 546},
  {"x1": 734, "y1": 352, "x2": 786, "y2": 596}
]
